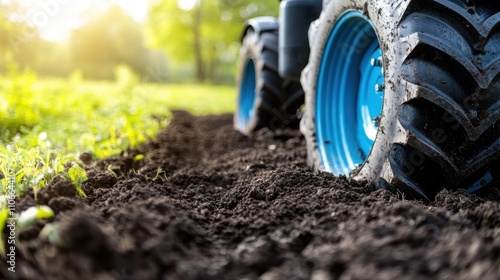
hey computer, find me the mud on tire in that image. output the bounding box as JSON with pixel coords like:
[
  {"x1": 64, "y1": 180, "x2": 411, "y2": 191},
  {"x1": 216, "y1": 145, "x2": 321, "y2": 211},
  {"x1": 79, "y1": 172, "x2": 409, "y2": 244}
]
[{"x1": 301, "y1": 0, "x2": 500, "y2": 200}]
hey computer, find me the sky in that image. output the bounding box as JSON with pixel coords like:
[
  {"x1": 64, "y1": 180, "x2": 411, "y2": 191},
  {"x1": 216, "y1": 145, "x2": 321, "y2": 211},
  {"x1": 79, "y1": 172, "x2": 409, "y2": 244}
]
[{"x1": 19, "y1": 0, "x2": 151, "y2": 42}]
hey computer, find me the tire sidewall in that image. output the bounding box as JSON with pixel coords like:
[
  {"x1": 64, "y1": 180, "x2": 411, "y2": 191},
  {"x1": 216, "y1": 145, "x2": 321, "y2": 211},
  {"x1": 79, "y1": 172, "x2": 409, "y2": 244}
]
[{"x1": 235, "y1": 30, "x2": 263, "y2": 135}]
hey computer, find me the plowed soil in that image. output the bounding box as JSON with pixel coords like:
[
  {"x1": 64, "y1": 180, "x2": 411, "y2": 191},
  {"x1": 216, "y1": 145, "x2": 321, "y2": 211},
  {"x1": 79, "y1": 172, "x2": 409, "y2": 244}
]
[{"x1": 2, "y1": 111, "x2": 500, "y2": 280}]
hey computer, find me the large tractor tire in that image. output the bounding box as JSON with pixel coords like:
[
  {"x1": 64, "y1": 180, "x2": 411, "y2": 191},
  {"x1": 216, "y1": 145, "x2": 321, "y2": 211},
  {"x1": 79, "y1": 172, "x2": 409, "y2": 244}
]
[
  {"x1": 301, "y1": 0, "x2": 500, "y2": 201},
  {"x1": 235, "y1": 27, "x2": 302, "y2": 135}
]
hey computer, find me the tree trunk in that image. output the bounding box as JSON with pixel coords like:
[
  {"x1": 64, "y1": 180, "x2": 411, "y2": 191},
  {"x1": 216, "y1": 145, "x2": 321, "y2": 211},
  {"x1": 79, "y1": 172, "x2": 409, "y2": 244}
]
[{"x1": 193, "y1": 3, "x2": 205, "y2": 82}]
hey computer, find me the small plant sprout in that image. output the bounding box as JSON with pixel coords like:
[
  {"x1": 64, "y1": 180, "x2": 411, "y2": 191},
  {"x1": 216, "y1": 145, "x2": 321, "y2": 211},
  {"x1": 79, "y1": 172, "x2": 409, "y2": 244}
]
[
  {"x1": 153, "y1": 167, "x2": 168, "y2": 182},
  {"x1": 134, "y1": 154, "x2": 145, "y2": 161},
  {"x1": 39, "y1": 223, "x2": 63, "y2": 247},
  {"x1": 0, "y1": 205, "x2": 56, "y2": 256},
  {"x1": 0, "y1": 208, "x2": 10, "y2": 256},
  {"x1": 17, "y1": 205, "x2": 55, "y2": 230},
  {"x1": 66, "y1": 164, "x2": 88, "y2": 197},
  {"x1": 107, "y1": 164, "x2": 120, "y2": 177}
]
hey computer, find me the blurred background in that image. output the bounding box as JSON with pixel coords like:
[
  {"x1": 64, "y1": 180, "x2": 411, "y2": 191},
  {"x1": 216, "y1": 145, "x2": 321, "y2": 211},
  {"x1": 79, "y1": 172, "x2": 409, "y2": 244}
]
[
  {"x1": 0, "y1": 0, "x2": 279, "y2": 84},
  {"x1": 0, "y1": 0, "x2": 281, "y2": 193}
]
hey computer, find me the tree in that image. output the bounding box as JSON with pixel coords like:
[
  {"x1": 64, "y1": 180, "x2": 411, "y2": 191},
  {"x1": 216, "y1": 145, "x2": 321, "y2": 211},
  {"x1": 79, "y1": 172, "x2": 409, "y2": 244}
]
[
  {"x1": 0, "y1": 1, "x2": 41, "y2": 72},
  {"x1": 69, "y1": 5, "x2": 151, "y2": 79},
  {"x1": 148, "y1": 0, "x2": 279, "y2": 83}
]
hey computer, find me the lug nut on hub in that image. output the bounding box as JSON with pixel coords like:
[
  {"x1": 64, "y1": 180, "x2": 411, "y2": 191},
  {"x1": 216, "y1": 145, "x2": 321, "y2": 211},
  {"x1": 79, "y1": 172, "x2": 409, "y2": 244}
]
[
  {"x1": 371, "y1": 56, "x2": 383, "y2": 67},
  {"x1": 375, "y1": 83, "x2": 385, "y2": 92}
]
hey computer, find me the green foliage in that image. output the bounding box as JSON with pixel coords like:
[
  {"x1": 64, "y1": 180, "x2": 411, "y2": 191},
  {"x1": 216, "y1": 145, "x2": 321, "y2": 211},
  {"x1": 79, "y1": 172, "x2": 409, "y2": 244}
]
[
  {"x1": 0, "y1": 65, "x2": 39, "y2": 137},
  {"x1": 0, "y1": 208, "x2": 9, "y2": 256},
  {"x1": 65, "y1": 164, "x2": 88, "y2": 197},
  {"x1": 1, "y1": 2, "x2": 167, "y2": 81},
  {"x1": 70, "y1": 5, "x2": 165, "y2": 80},
  {"x1": 0, "y1": 148, "x2": 69, "y2": 199},
  {"x1": 1, "y1": 1, "x2": 271, "y2": 84},
  {"x1": 0, "y1": 205, "x2": 54, "y2": 257},
  {"x1": 0, "y1": 2, "x2": 70, "y2": 76},
  {"x1": 17, "y1": 205, "x2": 54, "y2": 230},
  {"x1": 148, "y1": 0, "x2": 279, "y2": 83},
  {"x1": 0, "y1": 69, "x2": 235, "y2": 197}
]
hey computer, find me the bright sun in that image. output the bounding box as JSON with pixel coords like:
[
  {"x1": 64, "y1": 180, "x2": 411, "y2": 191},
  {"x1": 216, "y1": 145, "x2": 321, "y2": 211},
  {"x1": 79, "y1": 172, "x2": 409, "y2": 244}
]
[{"x1": 21, "y1": 0, "x2": 149, "y2": 42}]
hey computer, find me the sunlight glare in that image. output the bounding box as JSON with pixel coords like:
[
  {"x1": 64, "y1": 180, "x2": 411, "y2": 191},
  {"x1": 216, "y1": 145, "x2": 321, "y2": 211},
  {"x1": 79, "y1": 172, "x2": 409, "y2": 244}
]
[
  {"x1": 111, "y1": 0, "x2": 149, "y2": 22},
  {"x1": 178, "y1": 0, "x2": 199, "y2": 11},
  {"x1": 19, "y1": 0, "x2": 149, "y2": 42}
]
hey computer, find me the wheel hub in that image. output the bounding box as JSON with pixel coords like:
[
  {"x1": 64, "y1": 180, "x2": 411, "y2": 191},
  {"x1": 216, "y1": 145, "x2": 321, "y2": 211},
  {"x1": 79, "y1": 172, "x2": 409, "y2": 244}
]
[{"x1": 316, "y1": 11, "x2": 385, "y2": 175}]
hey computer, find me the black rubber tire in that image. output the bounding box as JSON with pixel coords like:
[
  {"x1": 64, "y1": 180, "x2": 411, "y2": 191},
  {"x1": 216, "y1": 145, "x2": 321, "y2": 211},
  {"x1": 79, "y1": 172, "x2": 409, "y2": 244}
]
[
  {"x1": 301, "y1": 0, "x2": 500, "y2": 201},
  {"x1": 235, "y1": 29, "x2": 302, "y2": 135}
]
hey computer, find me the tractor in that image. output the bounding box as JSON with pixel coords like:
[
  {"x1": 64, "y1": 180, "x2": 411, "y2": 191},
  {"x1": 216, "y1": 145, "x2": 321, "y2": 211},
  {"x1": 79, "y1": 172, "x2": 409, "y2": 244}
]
[{"x1": 234, "y1": 0, "x2": 500, "y2": 201}]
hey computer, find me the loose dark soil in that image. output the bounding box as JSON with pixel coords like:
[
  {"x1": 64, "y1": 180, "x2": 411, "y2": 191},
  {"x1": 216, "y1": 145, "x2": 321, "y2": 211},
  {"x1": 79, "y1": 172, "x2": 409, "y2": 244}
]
[{"x1": 2, "y1": 111, "x2": 500, "y2": 280}]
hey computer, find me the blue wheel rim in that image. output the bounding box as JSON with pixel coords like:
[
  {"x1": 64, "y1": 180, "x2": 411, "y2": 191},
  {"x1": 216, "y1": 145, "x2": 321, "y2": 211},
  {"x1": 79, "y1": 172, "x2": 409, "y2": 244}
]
[
  {"x1": 237, "y1": 58, "x2": 257, "y2": 131},
  {"x1": 316, "y1": 11, "x2": 384, "y2": 175}
]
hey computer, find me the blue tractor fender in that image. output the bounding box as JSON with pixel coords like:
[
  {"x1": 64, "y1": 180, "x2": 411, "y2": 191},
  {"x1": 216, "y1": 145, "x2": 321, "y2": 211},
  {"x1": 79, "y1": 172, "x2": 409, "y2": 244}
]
[{"x1": 240, "y1": 16, "x2": 279, "y2": 42}]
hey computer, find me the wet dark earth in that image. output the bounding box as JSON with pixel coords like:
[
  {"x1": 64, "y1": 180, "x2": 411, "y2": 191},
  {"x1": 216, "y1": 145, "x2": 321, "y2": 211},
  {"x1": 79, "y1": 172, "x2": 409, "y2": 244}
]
[{"x1": 2, "y1": 111, "x2": 500, "y2": 280}]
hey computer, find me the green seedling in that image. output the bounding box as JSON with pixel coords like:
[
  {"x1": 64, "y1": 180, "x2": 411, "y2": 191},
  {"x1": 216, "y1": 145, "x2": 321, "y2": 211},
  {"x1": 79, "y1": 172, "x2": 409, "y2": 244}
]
[
  {"x1": 0, "y1": 205, "x2": 54, "y2": 257},
  {"x1": 66, "y1": 164, "x2": 88, "y2": 198},
  {"x1": 0, "y1": 208, "x2": 10, "y2": 256},
  {"x1": 107, "y1": 164, "x2": 120, "y2": 177},
  {"x1": 17, "y1": 205, "x2": 55, "y2": 230},
  {"x1": 153, "y1": 167, "x2": 168, "y2": 182},
  {"x1": 134, "y1": 154, "x2": 145, "y2": 161},
  {"x1": 39, "y1": 223, "x2": 63, "y2": 247}
]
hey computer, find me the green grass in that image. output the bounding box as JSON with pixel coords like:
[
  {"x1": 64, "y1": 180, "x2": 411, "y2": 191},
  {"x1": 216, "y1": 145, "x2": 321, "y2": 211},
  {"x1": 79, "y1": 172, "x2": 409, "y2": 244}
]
[{"x1": 0, "y1": 67, "x2": 236, "y2": 197}]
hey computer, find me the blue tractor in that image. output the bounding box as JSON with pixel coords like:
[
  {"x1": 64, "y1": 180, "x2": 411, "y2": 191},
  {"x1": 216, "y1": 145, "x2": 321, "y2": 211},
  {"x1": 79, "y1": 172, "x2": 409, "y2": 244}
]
[{"x1": 235, "y1": 0, "x2": 500, "y2": 201}]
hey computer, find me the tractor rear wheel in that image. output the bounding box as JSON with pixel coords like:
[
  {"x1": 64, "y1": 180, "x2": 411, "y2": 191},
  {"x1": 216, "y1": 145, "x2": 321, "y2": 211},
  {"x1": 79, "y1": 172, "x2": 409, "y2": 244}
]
[
  {"x1": 301, "y1": 0, "x2": 500, "y2": 200},
  {"x1": 235, "y1": 29, "x2": 302, "y2": 135}
]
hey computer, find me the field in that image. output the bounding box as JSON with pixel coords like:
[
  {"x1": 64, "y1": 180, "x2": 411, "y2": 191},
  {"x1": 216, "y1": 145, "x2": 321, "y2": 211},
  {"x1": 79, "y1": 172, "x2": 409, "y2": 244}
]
[
  {"x1": 1, "y1": 72, "x2": 500, "y2": 279},
  {"x1": 0, "y1": 69, "x2": 235, "y2": 196},
  {"x1": 2, "y1": 111, "x2": 499, "y2": 279}
]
